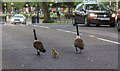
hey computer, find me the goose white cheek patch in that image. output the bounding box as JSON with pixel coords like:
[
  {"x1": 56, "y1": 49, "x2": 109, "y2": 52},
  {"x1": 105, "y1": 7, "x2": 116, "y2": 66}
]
[{"x1": 76, "y1": 36, "x2": 81, "y2": 39}]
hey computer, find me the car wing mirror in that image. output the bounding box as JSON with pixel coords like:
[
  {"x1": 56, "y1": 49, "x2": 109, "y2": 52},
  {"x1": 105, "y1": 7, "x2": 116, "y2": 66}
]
[{"x1": 80, "y1": 9, "x2": 86, "y2": 13}]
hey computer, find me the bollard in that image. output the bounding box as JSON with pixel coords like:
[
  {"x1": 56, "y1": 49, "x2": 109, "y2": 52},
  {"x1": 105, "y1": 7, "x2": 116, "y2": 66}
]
[{"x1": 37, "y1": 13, "x2": 39, "y2": 23}]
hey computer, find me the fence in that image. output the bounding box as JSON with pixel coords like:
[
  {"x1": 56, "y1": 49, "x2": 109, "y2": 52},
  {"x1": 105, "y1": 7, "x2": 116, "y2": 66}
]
[{"x1": 53, "y1": 16, "x2": 72, "y2": 23}]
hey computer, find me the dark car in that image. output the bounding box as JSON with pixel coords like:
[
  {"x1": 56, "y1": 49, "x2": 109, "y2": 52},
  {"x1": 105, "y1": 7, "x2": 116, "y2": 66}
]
[
  {"x1": 116, "y1": 9, "x2": 120, "y2": 31},
  {"x1": 72, "y1": 3, "x2": 116, "y2": 27}
]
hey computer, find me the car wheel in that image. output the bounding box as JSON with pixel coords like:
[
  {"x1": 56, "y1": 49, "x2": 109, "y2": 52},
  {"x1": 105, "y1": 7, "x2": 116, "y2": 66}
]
[
  {"x1": 24, "y1": 23, "x2": 26, "y2": 25},
  {"x1": 110, "y1": 23, "x2": 115, "y2": 27},
  {"x1": 117, "y1": 21, "x2": 120, "y2": 31},
  {"x1": 22, "y1": 23, "x2": 26, "y2": 25},
  {"x1": 117, "y1": 28, "x2": 120, "y2": 31},
  {"x1": 72, "y1": 17, "x2": 77, "y2": 26},
  {"x1": 84, "y1": 17, "x2": 90, "y2": 27}
]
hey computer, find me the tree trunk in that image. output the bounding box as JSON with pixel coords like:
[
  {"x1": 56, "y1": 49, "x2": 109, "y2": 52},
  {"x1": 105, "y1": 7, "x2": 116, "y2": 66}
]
[{"x1": 41, "y1": 2, "x2": 51, "y2": 23}]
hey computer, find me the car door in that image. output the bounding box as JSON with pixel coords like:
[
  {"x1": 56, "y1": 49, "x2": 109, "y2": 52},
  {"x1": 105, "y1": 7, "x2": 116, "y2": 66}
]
[{"x1": 75, "y1": 4, "x2": 85, "y2": 24}]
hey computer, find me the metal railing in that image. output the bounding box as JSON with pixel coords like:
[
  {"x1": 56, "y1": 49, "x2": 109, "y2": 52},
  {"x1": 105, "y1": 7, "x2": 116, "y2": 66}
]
[{"x1": 53, "y1": 16, "x2": 72, "y2": 23}]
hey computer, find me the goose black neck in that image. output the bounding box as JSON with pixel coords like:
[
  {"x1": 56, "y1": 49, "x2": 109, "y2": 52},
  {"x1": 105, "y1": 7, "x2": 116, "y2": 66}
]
[
  {"x1": 33, "y1": 29, "x2": 38, "y2": 40},
  {"x1": 76, "y1": 25, "x2": 79, "y2": 36}
]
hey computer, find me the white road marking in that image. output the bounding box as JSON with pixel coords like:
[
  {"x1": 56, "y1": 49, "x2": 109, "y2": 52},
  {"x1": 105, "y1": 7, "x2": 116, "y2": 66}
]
[
  {"x1": 97, "y1": 38, "x2": 120, "y2": 45},
  {"x1": 89, "y1": 35, "x2": 96, "y2": 38},
  {"x1": 89, "y1": 34, "x2": 120, "y2": 45},
  {"x1": 64, "y1": 30, "x2": 72, "y2": 33},
  {"x1": 57, "y1": 29, "x2": 66, "y2": 31},
  {"x1": 70, "y1": 32, "x2": 76, "y2": 34},
  {"x1": 40, "y1": 26, "x2": 50, "y2": 29},
  {"x1": 3, "y1": 24, "x2": 26, "y2": 26},
  {"x1": 57, "y1": 29, "x2": 82, "y2": 35},
  {"x1": 33, "y1": 25, "x2": 49, "y2": 29}
]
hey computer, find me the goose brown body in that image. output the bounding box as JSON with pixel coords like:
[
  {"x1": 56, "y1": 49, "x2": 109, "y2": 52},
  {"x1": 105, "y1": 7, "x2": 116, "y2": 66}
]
[
  {"x1": 33, "y1": 29, "x2": 46, "y2": 55},
  {"x1": 33, "y1": 40, "x2": 46, "y2": 52},
  {"x1": 74, "y1": 37, "x2": 84, "y2": 50},
  {"x1": 74, "y1": 25, "x2": 85, "y2": 53}
]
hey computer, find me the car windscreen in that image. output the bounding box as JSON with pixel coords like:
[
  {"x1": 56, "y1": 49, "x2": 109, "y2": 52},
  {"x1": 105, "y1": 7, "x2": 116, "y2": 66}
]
[
  {"x1": 14, "y1": 16, "x2": 24, "y2": 18},
  {"x1": 85, "y1": 4, "x2": 109, "y2": 11}
]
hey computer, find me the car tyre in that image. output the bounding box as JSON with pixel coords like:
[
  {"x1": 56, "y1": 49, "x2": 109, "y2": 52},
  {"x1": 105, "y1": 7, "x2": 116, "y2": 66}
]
[
  {"x1": 84, "y1": 17, "x2": 90, "y2": 27},
  {"x1": 72, "y1": 17, "x2": 77, "y2": 26},
  {"x1": 22, "y1": 23, "x2": 26, "y2": 25},
  {"x1": 25, "y1": 22, "x2": 26, "y2": 25},
  {"x1": 117, "y1": 21, "x2": 120, "y2": 31}
]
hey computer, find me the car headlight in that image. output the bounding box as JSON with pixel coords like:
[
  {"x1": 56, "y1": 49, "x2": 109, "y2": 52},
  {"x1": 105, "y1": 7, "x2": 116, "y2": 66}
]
[
  {"x1": 10, "y1": 19, "x2": 14, "y2": 22},
  {"x1": 112, "y1": 13, "x2": 116, "y2": 17},
  {"x1": 89, "y1": 13, "x2": 97, "y2": 17}
]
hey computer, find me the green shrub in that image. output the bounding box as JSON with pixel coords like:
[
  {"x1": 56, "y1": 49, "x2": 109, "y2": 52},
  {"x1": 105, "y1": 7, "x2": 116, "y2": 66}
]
[
  {"x1": 42, "y1": 18, "x2": 55, "y2": 23},
  {"x1": 52, "y1": 16, "x2": 58, "y2": 19},
  {"x1": 112, "y1": 10, "x2": 117, "y2": 13}
]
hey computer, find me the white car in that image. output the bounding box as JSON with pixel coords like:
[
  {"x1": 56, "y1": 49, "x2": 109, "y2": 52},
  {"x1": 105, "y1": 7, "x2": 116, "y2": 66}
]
[{"x1": 10, "y1": 14, "x2": 26, "y2": 24}]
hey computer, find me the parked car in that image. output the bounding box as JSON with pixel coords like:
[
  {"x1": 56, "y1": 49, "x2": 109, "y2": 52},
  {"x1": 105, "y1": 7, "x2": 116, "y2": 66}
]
[
  {"x1": 72, "y1": 2, "x2": 116, "y2": 27},
  {"x1": 10, "y1": 14, "x2": 26, "y2": 25},
  {"x1": 116, "y1": 10, "x2": 120, "y2": 31}
]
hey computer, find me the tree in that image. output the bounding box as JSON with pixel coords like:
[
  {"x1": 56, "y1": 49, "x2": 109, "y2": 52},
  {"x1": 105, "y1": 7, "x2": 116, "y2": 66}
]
[
  {"x1": 63, "y1": 2, "x2": 75, "y2": 13},
  {"x1": 41, "y1": 2, "x2": 54, "y2": 23},
  {"x1": 4, "y1": 2, "x2": 25, "y2": 11},
  {"x1": 118, "y1": 1, "x2": 120, "y2": 9}
]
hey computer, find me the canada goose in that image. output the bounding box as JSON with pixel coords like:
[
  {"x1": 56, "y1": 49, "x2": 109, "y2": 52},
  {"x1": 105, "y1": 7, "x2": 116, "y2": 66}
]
[
  {"x1": 33, "y1": 29, "x2": 46, "y2": 55},
  {"x1": 74, "y1": 25, "x2": 84, "y2": 54},
  {"x1": 51, "y1": 48, "x2": 59, "y2": 58}
]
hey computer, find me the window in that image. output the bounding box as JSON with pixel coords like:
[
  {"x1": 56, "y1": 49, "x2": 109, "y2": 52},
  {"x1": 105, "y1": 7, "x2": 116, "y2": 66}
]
[
  {"x1": 85, "y1": 4, "x2": 109, "y2": 11},
  {"x1": 76, "y1": 4, "x2": 84, "y2": 11}
]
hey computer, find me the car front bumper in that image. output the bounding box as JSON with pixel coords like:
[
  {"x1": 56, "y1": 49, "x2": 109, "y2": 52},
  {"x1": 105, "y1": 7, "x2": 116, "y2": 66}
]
[
  {"x1": 11, "y1": 21, "x2": 26, "y2": 23},
  {"x1": 88, "y1": 17, "x2": 115, "y2": 25}
]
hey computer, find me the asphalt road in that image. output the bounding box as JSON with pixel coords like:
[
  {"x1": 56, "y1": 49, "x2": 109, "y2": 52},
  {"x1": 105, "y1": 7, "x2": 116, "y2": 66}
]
[{"x1": 2, "y1": 23, "x2": 118, "y2": 69}]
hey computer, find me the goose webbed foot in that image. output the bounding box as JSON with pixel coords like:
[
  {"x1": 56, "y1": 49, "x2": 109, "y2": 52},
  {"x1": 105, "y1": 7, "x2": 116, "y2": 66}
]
[
  {"x1": 37, "y1": 50, "x2": 40, "y2": 55},
  {"x1": 79, "y1": 50, "x2": 82, "y2": 54},
  {"x1": 75, "y1": 47, "x2": 78, "y2": 51},
  {"x1": 79, "y1": 52, "x2": 81, "y2": 54}
]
